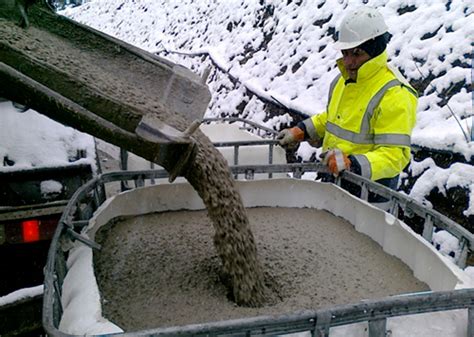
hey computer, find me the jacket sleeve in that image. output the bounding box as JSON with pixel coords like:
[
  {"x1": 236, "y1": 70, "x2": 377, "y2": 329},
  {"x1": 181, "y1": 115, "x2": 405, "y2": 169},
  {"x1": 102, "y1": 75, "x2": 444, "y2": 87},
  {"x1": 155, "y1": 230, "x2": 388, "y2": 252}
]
[
  {"x1": 352, "y1": 85, "x2": 417, "y2": 181},
  {"x1": 297, "y1": 111, "x2": 327, "y2": 145}
]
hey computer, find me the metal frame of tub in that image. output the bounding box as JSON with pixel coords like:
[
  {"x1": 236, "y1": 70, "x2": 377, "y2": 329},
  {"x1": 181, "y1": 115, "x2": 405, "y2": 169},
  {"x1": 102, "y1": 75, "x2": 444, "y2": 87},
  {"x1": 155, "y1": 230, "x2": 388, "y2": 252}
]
[{"x1": 43, "y1": 142, "x2": 474, "y2": 336}]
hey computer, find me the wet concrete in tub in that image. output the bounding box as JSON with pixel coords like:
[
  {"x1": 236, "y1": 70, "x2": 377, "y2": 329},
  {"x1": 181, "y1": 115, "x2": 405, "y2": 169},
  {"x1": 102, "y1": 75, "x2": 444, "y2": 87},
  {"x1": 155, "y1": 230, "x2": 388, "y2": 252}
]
[{"x1": 94, "y1": 207, "x2": 428, "y2": 331}]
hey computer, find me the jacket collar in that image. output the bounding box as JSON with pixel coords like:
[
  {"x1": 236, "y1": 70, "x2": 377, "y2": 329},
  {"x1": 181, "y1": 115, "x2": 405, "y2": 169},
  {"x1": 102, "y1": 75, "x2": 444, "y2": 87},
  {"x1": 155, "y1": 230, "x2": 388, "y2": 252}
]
[{"x1": 336, "y1": 51, "x2": 388, "y2": 83}]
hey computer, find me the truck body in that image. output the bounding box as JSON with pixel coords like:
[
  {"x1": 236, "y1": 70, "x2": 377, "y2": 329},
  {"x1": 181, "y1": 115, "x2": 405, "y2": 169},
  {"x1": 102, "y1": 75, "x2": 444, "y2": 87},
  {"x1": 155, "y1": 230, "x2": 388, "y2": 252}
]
[
  {"x1": 0, "y1": 163, "x2": 94, "y2": 295},
  {"x1": 0, "y1": 100, "x2": 97, "y2": 335}
]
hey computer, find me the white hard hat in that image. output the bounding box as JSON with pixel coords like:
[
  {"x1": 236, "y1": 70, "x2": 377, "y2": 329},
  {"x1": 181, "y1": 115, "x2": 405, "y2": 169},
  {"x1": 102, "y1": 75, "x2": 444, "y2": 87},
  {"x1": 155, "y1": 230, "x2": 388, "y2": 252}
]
[{"x1": 333, "y1": 7, "x2": 388, "y2": 50}]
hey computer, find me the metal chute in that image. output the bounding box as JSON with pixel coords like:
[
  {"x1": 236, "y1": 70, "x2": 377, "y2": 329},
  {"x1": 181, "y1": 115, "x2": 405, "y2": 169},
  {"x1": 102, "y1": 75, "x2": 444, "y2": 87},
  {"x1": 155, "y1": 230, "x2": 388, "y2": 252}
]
[{"x1": 0, "y1": 1, "x2": 211, "y2": 178}]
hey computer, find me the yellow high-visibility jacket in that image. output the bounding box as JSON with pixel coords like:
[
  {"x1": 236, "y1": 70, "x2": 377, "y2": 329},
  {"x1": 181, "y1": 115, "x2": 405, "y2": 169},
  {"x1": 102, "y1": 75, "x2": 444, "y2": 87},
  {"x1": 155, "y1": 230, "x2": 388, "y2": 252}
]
[{"x1": 302, "y1": 51, "x2": 418, "y2": 181}]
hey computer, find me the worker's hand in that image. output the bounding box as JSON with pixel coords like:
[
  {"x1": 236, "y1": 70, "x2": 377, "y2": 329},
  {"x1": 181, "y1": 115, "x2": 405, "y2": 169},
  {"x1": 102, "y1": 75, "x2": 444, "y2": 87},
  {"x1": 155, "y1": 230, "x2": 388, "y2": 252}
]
[
  {"x1": 322, "y1": 149, "x2": 351, "y2": 176},
  {"x1": 277, "y1": 127, "x2": 304, "y2": 147}
]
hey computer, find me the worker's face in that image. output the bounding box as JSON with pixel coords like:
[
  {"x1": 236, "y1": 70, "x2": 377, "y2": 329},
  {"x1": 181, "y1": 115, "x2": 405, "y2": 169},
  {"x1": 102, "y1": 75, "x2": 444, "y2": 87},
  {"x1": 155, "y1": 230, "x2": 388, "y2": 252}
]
[{"x1": 341, "y1": 47, "x2": 371, "y2": 81}]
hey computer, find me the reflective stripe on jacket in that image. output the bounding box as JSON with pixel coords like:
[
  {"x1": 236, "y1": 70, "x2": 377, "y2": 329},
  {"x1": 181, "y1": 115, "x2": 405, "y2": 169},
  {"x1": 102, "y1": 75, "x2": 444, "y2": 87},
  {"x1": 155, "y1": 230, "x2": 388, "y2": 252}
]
[{"x1": 303, "y1": 51, "x2": 417, "y2": 181}]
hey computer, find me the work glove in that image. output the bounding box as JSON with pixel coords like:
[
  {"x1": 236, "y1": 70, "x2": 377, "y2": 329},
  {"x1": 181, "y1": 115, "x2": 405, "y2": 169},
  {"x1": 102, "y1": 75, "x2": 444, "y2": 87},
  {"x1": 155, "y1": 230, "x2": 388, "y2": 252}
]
[
  {"x1": 277, "y1": 127, "x2": 304, "y2": 147},
  {"x1": 321, "y1": 149, "x2": 351, "y2": 176}
]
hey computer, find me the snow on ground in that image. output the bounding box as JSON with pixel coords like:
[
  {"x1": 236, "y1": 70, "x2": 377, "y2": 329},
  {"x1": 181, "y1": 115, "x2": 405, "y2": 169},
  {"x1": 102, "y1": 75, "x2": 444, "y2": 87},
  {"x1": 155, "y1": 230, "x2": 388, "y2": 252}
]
[
  {"x1": 62, "y1": 0, "x2": 474, "y2": 217},
  {"x1": 62, "y1": 0, "x2": 473, "y2": 150},
  {"x1": 408, "y1": 159, "x2": 474, "y2": 216}
]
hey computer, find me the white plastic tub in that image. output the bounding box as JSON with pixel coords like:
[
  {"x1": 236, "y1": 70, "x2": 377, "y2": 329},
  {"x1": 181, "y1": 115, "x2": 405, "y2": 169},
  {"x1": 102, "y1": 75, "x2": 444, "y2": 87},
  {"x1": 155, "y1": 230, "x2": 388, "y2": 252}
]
[{"x1": 58, "y1": 178, "x2": 474, "y2": 336}]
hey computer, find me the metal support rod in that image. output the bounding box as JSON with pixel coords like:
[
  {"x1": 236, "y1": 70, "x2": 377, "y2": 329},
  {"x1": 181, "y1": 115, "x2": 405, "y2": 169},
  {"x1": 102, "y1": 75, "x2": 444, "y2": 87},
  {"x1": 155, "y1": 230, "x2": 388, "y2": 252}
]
[
  {"x1": 55, "y1": 250, "x2": 67, "y2": 290},
  {"x1": 93, "y1": 187, "x2": 101, "y2": 210},
  {"x1": 268, "y1": 143, "x2": 274, "y2": 179},
  {"x1": 71, "y1": 220, "x2": 89, "y2": 229},
  {"x1": 293, "y1": 167, "x2": 303, "y2": 179},
  {"x1": 315, "y1": 311, "x2": 332, "y2": 337},
  {"x1": 135, "y1": 175, "x2": 145, "y2": 188},
  {"x1": 468, "y1": 306, "x2": 474, "y2": 337},
  {"x1": 389, "y1": 197, "x2": 399, "y2": 218},
  {"x1": 369, "y1": 318, "x2": 387, "y2": 337},
  {"x1": 52, "y1": 275, "x2": 63, "y2": 319},
  {"x1": 245, "y1": 169, "x2": 255, "y2": 180},
  {"x1": 150, "y1": 162, "x2": 156, "y2": 185},
  {"x1": 234, "y1": 145, "x2": 239, "y2": 179},
  {"x1": 360, "y1": 182, "x2": 369, "y2": 201},
  {"x1": 422, "y1": 214, "x2": 434, "y2": 242},
  {"x1": 65, "y1": 227, "x2": 101, "y2": 251},
  {"x1": 457, "y1": 238, "x2": 469, "y2": 269}
]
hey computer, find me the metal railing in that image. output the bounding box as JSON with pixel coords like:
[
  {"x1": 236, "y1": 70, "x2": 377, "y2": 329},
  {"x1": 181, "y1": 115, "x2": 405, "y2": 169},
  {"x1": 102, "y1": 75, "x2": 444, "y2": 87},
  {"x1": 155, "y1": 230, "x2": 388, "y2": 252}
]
[
  {"x1": 202, "y1": 117, "x2": 279, "y2": 138},
  {"x1": 119, "y1": 117, "x2": 280, "y2": 180},
  {"x1": 119, "y1": 289, "x2": 474, "y2": 337}
]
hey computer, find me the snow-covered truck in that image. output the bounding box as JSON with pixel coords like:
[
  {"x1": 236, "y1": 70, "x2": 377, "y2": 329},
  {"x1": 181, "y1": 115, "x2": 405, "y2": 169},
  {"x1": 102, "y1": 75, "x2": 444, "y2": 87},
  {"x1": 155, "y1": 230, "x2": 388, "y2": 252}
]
[{"x1": 0, "y1": 100, "x2": 98, "y2": 335}]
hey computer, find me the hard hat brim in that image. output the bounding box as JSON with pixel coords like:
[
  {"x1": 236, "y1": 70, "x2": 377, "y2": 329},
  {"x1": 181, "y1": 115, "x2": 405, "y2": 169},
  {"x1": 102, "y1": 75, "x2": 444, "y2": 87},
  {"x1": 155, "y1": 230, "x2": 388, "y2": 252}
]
[{"x1": 333, "y1": 40, "x2": 364, "y2": 51}]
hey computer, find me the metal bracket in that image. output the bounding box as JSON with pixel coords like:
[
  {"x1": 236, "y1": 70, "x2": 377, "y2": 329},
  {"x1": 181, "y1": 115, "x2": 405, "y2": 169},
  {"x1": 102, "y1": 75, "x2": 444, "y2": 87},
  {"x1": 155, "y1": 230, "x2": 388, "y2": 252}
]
[
  {"x1": 314, "y1": 311, "x2": 332, "y2": 337},
  {"x1": 245, "y1": 169, "x2": 255, "y2": 180},
  {"x1": 422, "y1": 214, "x2": 434, "y2": 242},
  {"x1": 360, "y1": 182, "x2": 369, "y2": 201},
  {"x1": 369, "y1": 318, "x2": 387, "y2": 337},
  {"x1": 457, "y1": 237, "x2": 469, "y2": 269},
  {"x1": 389, "y1": 197, "x2": 399, "y2": 218},
  {"x1": 293, "y1": 166, "x2": 303, "y2": 179},
  {"x1": 65, "y1": 227, "x2": 101, "y2": 251}
]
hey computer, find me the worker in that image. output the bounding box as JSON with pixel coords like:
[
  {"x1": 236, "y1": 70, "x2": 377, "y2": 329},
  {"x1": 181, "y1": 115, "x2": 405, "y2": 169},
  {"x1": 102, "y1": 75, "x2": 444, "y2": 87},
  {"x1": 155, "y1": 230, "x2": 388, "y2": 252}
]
[{"x1": 277, "y1": 6, "x2": 417, "y2": 199}]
